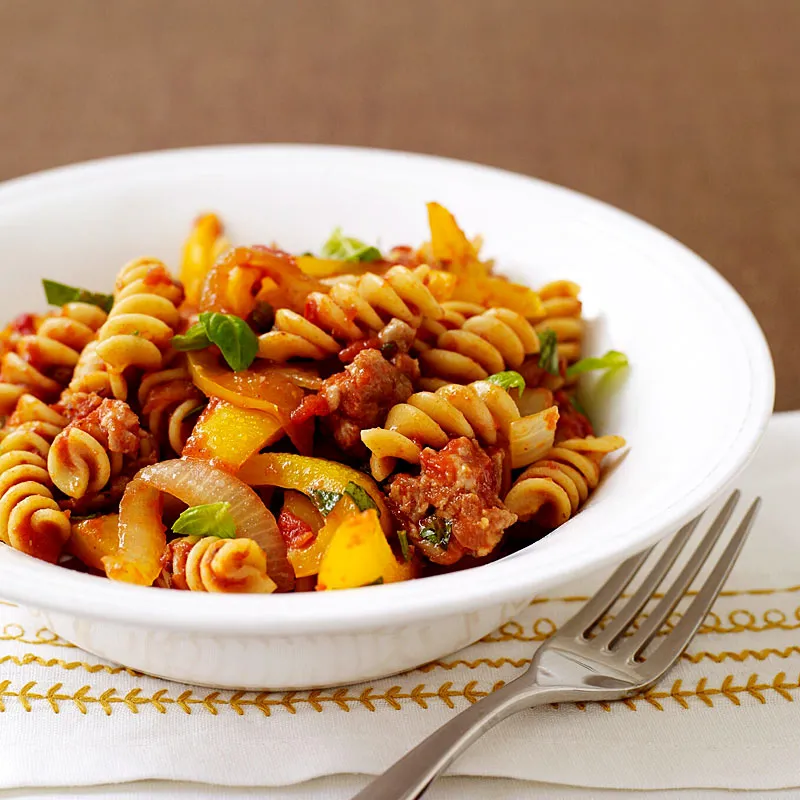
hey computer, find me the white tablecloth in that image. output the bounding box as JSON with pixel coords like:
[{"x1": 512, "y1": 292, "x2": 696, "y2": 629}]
[{"x1": 2, "y1": 412, "x2": 799, "y2": 798}]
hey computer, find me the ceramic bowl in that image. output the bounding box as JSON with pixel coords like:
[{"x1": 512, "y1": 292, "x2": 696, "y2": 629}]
[{"x1": 0, "y1": 146, "x2": 774, "y2": 688}]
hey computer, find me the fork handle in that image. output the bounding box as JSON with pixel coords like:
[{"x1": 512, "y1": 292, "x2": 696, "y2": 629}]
[{"x1": 352, "y1": 680, "x2": 583, "y2": 800}]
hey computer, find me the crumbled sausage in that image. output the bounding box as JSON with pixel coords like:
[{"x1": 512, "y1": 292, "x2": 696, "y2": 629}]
[
  {"x1": 60, "y1": 393, "x2": 141, "y2": 455},
  {"x1": 291, "y1": 349, "x2": 415, "y2": 456},
  {"x1": 387, "y1": 437, "x2": 517, "y2": 565}
]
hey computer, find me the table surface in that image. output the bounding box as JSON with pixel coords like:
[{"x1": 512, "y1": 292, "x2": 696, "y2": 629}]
[{"x1": 0, "y1": 0, "x2": 797, "y2": 409}]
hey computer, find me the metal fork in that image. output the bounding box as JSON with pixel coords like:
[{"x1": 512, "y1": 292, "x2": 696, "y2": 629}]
[{"x1": 354, "y1": 491, "x2": 761, "y2": 800}]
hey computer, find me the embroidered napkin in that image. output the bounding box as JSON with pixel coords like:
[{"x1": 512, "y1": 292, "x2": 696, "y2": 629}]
[{"x1": 1, "y1": 412, "x2": 799, "y2": 796}]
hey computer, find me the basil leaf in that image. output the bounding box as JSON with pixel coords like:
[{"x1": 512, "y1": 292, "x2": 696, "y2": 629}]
[
  {"x1": 321, "y1": 227, "x2": 382, "y2": 262},
  {"x1": 566, "y1": 350, "x2": 628, "y2": 379},
  {"x1": 486, "y1": 370, "x2": 525, "y2": 392},
  {"x1": 199, "y1": 312, "x2": 259, "y2": 372},
  {"x1": 171, "y1": 322, "x2": 212, "y2": 351},
  {"x1": 344, "y1": 481, "x2": 378, "y2": 514},
  {"x1": 172, "y1": 501, "x2": 236, "y2": 539},
  {"x1": 418, "y1": 516, "x2": 452, "y2": 550},
  {"x1": 567, "y1": 393, "x2": 589, "y2": 419},
  {"x1": 537, "y1": 329, "x2": 560, "y2": 376},
  {"x1": 398, "y1": 530, "x2": 411, "y2": 562},
  {"x1": 42, "y1": 279, "x2": 113, "y2": 313},
  {"x1": 309, "y1": 489, "x2": 343, "y2": 517}
]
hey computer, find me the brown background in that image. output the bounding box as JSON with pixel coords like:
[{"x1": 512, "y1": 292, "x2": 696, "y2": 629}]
[{"x1": 0, "y1": 0, "x2": 797, "y2": 409}]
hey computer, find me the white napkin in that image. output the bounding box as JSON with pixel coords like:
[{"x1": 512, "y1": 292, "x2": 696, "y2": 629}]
[{"x1": 1, "y1": 412, "x2": 799, "y2": 797}]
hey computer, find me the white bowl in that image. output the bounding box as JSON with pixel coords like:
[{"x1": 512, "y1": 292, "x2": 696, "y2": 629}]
[{"x1": 0, "y1": 146, "x2": 774, "y2": 689}]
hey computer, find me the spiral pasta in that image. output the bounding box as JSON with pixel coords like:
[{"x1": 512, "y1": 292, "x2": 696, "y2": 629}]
[
  {"x1": 257, "y1": 265, "x2": 443, "y2": 361},
  {"x1": 0, "y1": 302, "x2": 107, "y2": 403},
  {"x1": 361, "y1": 379, "x2": 559, "y2": 480},
  {"x1": 157, "y1": 535, "x2": 277, "y2": 593},
  {"x1": 504, "y1": 435, "x2": 625, "y2": 528},
  {"x1": 0, "y1": 394, "x2": 70, "y2": 562},
  {"x1": 46, "y1": 396, "x2": 141, "y2": 499},
  {"x1": 137, "y1": 356, "x2": 204, "y2": 455},
  {"x1": 68, "y1": 340, "x2": 128, "y2": 400},
  {"x1": 535, "y1": 280, "x2": 583, "y2": 365},
  {"x1": 416, "y1": 307, "x2": 540, "y2": 383},
  {"x1": 95, "y1": 258, "x2": 183, "y2": 376}
]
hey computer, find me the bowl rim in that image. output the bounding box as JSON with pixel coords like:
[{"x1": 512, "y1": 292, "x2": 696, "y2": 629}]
[{"x1": 0, "y1": 144, "x2": 775, "y2": 634}]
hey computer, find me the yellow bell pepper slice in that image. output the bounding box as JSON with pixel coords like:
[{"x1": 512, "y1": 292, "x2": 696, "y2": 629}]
[
  {"x1": 67, "y1": 513, "x2": 121, "y2": 572},
  {"x1": 317, "y1": 509, "x2": 412, "y2": 590},
  {"x1": 238, "y1": 452, "x2": 393, "y2": 536},
  {"x1": 426, "y1": 202, "x2": 544, "y2": 318},
  {"x1": 182, "y1": 398, "x2": 284, "y2": 472},
  {"x1": 181, "y1": 213, "x2": 227, "y2": 306},
  {"x1": 187, "y1": 350, "x2": 309, "y2": 415}
]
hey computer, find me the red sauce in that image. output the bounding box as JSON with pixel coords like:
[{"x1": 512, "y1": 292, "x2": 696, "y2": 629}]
[{"x1": 277, "y1": 508, "x2": 315, "y2": 549}]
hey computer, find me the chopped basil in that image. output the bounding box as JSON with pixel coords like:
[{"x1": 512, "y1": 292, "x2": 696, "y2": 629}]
[
  {"x1": 321, "y1": 227, "x2": 381, "y2": 262},
  {"x1": 486, "y1": 370, "x2": 526, "y2": 392},
  {"x1": 568, "y1": 393, "x2": 589, "y2": 418},
  {"x1": 172, "y1": 501, "x2": 236, "y2": 539},
  {"x1": 418, "y1": 516, "x2": 452, "y2": 550},
  {"x1": 309, "y1": 488, "x2": 343, "y2": 517},
  {"x1": 566, "y1": 350, "x2": 629, "y2": 379},
  {"x1": 398, "y1": 530, "x2": 411, "y2": 562},
  {"x1": 366, "y1": 576, "x2": 385, "y2": 586},
  {"x1": 344, "y1": 481, "x2": 378, "y2": 515},
  {"x1": 537, "y1": 329, "x2": 560, "y2": 376},
  {"x1": 171, "y1": 322, "x2": 212, "y2": 351},
  {"x1": 171, "y1": 312, "x2": 259, "y2": 372},
  {"x1": 42, "y1": 279, "x2": 113, "y2": 313},
  {"x1": 71, "y1": 511, "x2": 103, "y2": 521}
]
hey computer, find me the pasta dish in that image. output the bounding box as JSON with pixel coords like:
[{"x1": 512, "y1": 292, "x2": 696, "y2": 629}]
[{"x1": 0, "y1": 203, "x2": 626, "y2": 593}]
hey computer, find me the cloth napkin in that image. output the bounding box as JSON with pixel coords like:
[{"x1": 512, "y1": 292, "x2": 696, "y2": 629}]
[{"x1": 1, "y1": 412, "x2": 799, "y2": 797}]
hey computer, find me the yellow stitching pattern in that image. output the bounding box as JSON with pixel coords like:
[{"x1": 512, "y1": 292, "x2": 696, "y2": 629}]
[
  {"x1": 0, "y1": 653, "x2": 141, "y2": 676},
  {"x1": 0, "y1": 624, "x2": 77, "y2": 648},
  {"x1": 0, "y1": 679, "x2": 508, "y2": 716},
  {"x1": 530, "y1": 584, "x2": 800, "y2": 606},
  {"x1": 483, "y1": 606, "x2": 800, "y2": 643},
  {"x1": 423, "y1": 645, "x2": 800, "y2": 673},
  {"x1": 0, "y1": 673, "x2": 797, "y2": 716}
]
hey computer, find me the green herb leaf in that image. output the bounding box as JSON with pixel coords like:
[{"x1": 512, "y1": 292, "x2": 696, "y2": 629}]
[
  {"x1": 366, "y1": 576, "x2": 385, "y2": 586},
  {"x1": 537, "y1": 329, "x2": 560, "y2": 376},
  {"x1": 486, "y1": 370, "x2": 526, "y2": 392},
  {"x1": 418, "y1": 516, "x2": 452, "y2": 550},
  {"x1": 42, "y1": 279, "x2": 113, "y2": 313},
  {"x1": 71, "y1": 511, "x2": 103, "y2": 521},
  {"x1": 320, "y1": 227, "x2": 382, "y2": 262},
  {"x1": 171, "y1": 322, "x2": 212, "y2": 351},
  {"x1": 566, "y1": 350, "x2": 629, "y2": 379},
  {"x1": 398, "y1": 530, "x2": 411, "y2": 562},
  {"x1": 344, "y1": 481, "x2": 378, "y2": 514},
  {"x1": 200, "y1": 312, "x2": 259, "y2": 372},
  {"x1": 567, "y1": 393, "x2": 589, "y2": 419},
  {"x1": 172, "y1": 501, "x2": 236, "y2": 539},
  {"x1": 309, "y1": 489, "x2": 343, "y2": 516}
]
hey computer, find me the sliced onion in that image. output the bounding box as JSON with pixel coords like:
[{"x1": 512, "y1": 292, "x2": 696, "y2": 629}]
[
  {"x1": 137, "y1": 458, "x2": 294, "y2": 592},
  {"x1": 103, "y1": 481, "x2": 165, "y2": 586}
]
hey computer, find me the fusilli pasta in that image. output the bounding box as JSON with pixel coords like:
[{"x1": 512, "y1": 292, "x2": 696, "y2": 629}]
[
  {"x1": 535, "y1": 280, "x2": 583, "y2": 366},
  {"x1": 257, "y1": 266, "x2": 443, "y2": 361},
  {"x1": 95, "y1": 258, "x2": 183, "y2": 377},
  {"x1": 504, "y1": 435, "x2": 625, "y2": 528},
  {"x1": 0, "y1": 302, "x2": 107, "y2": 403},
  {"x1": 361, "y1": 379, "x2": 558, "y2": 480},
  {"x1": 0, "y1": 394, "x2": 70, "y2": 562},
  {"x1": 416, "y1": 307, "x2": 540, "y2": 383},
  {"x1": 157, "y1": 535, "x2": 276, "y2": 593}
]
